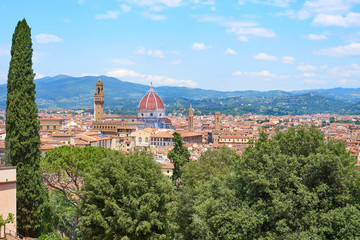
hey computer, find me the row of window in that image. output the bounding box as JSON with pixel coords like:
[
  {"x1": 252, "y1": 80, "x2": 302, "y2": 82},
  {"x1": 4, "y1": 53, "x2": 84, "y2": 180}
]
[{"x1": 40, "y1": 125, "x2": 56, "y2": 130}]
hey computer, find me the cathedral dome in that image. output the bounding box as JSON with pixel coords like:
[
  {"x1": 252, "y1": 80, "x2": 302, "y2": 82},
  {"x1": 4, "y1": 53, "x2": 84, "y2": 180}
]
[{"x1": 138, "y1": 83, "x2": 165, "y2": 110}]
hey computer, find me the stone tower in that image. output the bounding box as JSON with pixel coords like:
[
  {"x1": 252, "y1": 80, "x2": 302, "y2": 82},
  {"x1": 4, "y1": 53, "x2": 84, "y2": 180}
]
[
  {"x1": 214, "y1": 112, "x2": 221, "y2": 132},
  {"x1": 94, "y1": 76, "x2": 104, "y2": 122},
  {"x1": 188, "y1": 104, "x2": 194, "y2": 132}
]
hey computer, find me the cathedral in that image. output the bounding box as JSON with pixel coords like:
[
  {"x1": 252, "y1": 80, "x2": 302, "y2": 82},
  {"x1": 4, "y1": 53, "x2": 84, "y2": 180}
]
[{"x1": 92, "y1": 77, "x2": 173, "y2": 134}]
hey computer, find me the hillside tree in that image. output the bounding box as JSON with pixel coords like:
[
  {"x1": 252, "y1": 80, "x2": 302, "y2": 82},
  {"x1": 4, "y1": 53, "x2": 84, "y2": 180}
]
[
  {"x1": 5, "y1": 18, "x2": 47, "y2": 237},
  {"x1": 167, "y1": 132, "x2": 190, "y2": 186}
]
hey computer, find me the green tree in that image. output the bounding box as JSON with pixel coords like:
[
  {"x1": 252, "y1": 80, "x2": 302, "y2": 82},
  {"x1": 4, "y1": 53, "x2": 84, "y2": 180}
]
[
  {"x1": 168, "y1": 132, "x2": 190, "y2": 185},
  {"x1": 40, "y1": 146, "x2": 117, "y2": 240},
  {"x1": 0, "y1": 213, "x2": 14, "y2": 238},
  {"x1": 5, "y1": 19, "x2": 47, "y2": 237},
  {"x1": 178, "y1": 126, "x2": 360, "y2": 239},
  {"x1": 80, "y1": 151, "x2": 175, "y2": 240},
  {"x1": 176, "y1": 146, "x2": 238, "y2": 239}
]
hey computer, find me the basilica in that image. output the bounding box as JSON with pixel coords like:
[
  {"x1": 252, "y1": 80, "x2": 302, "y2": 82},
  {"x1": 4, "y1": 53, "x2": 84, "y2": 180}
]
[{"x1": 92, "y1": 77, "x2": 173, "y2": 135}]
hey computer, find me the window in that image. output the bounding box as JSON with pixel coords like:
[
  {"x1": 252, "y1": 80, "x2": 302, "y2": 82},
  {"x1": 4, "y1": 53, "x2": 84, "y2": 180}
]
[
  {"x1": 47, "y1": 124, "x2": 49, "y2": 130},
  {"x1": 40, "y1": 125, "x2": 43, "y2": 130},
  {"x1": 53, "y1": 125, "x2": 56, "y2": 130},
  {"x1": 150, "y1": 113, "x2": 153, "y2": 117},
  {"x1": 145, "y1": 137, "x2": 149, "y2": 142},
  {"x1": 139, "y1": 137, "x2": 142, "y2": 143},
  {"x1": 167, "y1": 170, "x2": 169, "y2": 173}
]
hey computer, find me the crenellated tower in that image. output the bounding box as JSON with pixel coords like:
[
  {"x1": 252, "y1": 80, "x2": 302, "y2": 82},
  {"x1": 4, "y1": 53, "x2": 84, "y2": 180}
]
[
  {"x1": 188, "y1": 104, "x2": 194, "y2": 132},
  {"x1": 94, "y1": 76, "x2": 104, "y2": 122}
]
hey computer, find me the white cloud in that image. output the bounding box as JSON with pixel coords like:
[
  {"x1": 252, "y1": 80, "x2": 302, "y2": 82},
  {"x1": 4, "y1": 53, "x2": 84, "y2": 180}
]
[
  {"x1": 240, "y1": 0, "x2": 295, "y2": 7},
  {"x1": 227, "y1": 27, "x2": 276, "y2": 38},
  {"x1": 303, "y1": 33, "x2": 328, "y2": 40},
  {"x1": 107, "y1": 68, "x2": 142, "y2": 78},
  {"x1": 303, "y1": 72, "x2": 317, "y2": 77},
  {"x1": 315, "y1": 43, "x2": 360, "y2": 56},
  {"x1": 135, "y1": 47, "x2": 146, "y2": 55},
  {"x1": 192, "y1": 42, "x2": 210, "y2": 50},
  {"x1": 34, "y1": 73, "x2": 46, "y2": 79},
  {"x1": 35, "y1": 34, "x2": 63, "y2": 44},
  {"x1": 297, "y1": 0, "x2": 360, "y2": 20},
  {"x1": 106, "y1": 68, "x2": 197, "y2": 87},
  {"x1": 150, "y1": 5, "x2": 164, "y2": 11},
  {"x1": 78, "y1": 0, "x2": 85, "y2": 4},
  {"x1": 281, "y1": 56, "x2": 295, "y2": 64},
  {"x1": 211, "y1": 6, "x2": 216, "y2": 11},
  {"x1": 225, "y1": 48, "x2": 237, "y2": 55},
  {"x1": 95, "y1": 10, "x2": 120, "y2": 20},
  {"x1": 303, "y1": 79, "x2": 326, "y2": 84},
  {"x1": 237, "y1": 36, "x2": 249, "y2": 41},
  {"x1": 121, "y1": 4, "x2": 132, "y2": 13},
  {"x1": 191, "y1": 0, "x2": 215, "y2": 4},
  {"x1": 297, "y1": 64, "x2": 327, "y2": 71},
  {"x1": 328, "y1": 63, "x2": 360, "y2": 77},
  {"x1": 111, "y1": 58, "x2": 135, "y2": 65},
  {"x1": 232, "y1": 70, "x2": 276, "y2": 78},
  {"x1": 135, "y1": 47, "x2": 165, "y2": 58},
  {"x1": 169, "y1": 59, "x2": 182, "y2": 64},
  {"x1": 125, "y1": 0, "x2": 182, "y2": 7},
  {"x1": 197, "y1": 15, "x2": 276, "y2": 40},
  {"x1": 253, "y1": 52, "x2": 277, "y2": 61},
  {"x1": 147, "y1": 49, "x2": 165, "y2": 58},
  {"x1": 312, "y1": 12, "x2": 360, "y2": 27}
]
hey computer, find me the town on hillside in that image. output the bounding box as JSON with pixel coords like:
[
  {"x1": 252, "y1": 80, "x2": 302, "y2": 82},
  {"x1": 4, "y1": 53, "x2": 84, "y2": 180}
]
[{"x1": 1, "y1": 79, "x2": 360, "y2": 178}]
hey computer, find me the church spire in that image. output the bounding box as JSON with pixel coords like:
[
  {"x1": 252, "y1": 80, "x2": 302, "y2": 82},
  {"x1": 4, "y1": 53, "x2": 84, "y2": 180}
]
[{"x1": 149, "y1": 81, "x2": 154, "y2": 92}]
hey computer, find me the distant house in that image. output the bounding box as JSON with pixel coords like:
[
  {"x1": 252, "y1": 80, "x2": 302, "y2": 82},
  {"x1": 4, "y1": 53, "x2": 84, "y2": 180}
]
[{"x1": 0, "y1": 166, "x2": 16, "y2": 238}]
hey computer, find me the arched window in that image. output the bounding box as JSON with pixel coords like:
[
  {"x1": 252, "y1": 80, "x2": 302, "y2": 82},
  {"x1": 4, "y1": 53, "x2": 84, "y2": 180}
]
[
  {"x1": 139, "y1": 137, "x2": 142, "y2": 143},
  {"x1": 97, "y1": 87, "x2": 100, "y2": 94},
  {"x1": 145, "y1": 137, "x2": 149, "y2": 142},
  {"x1": 150, "y1": 113, "x2": 153, "y2": 117}
]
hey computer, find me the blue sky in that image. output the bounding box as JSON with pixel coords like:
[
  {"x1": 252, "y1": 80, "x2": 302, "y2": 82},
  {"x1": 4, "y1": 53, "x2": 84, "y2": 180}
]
[{"x1": 1, "y1": 0, "x2": 360, "y2": 91}]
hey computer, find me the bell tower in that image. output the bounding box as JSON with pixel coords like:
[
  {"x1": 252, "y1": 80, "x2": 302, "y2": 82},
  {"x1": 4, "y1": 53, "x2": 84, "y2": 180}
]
[
  {"x1": 214, "y1": 112, "x2": 221, "y2": 132},
  {"x1": 94, "y1": 76, "x2": 104, "y2": 122},
  {"x1": 188, "y1": 104, "x2": 194, "y2": 132}
]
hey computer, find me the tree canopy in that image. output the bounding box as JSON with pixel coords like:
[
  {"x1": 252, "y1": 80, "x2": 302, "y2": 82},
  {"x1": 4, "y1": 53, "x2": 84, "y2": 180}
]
[
  {"x1": 79, "y1": 151, "x2": 175, "y2": 240},
  {"x1": 177, "y1": 126, "x2": 360, "y2": 239},
  {"x1": 5, "y1": 18, "x2": 46, "y2": 237},
  {"x1": 40, "y1": 146, "x2": 119, "y2": 240},
  {"x1": 167, "y1": 132, "x2": 190, "y2": 185}
]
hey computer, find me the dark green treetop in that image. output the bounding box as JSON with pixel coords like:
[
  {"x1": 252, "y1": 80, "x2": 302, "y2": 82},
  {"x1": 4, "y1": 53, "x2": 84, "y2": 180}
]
[
  {"x1": 5, "y1": 18, "x2": 47, "y2": 238},
  {"x1": 80, "y1": 151, "x2": 176, "y2": 240},
  {"x1": 167, "y1": 132, "x2": 190, "y2": 185}
]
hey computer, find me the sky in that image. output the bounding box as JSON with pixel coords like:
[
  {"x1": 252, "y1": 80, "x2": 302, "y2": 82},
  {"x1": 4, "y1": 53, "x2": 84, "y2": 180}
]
[{"x1": 1, "y1": 0, "x2": 360, "y2": 91}]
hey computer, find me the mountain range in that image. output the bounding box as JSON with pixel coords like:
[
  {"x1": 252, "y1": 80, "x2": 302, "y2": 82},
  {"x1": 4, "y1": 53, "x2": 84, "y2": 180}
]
[{"x1": 0, "y1": 75, "x2": 359, "y2": 115}]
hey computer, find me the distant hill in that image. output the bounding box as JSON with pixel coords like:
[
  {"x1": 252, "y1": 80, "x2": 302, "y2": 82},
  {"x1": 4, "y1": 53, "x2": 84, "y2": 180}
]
[{"x1": 0, "y1": 75, "x2": 359, "y2": 115}]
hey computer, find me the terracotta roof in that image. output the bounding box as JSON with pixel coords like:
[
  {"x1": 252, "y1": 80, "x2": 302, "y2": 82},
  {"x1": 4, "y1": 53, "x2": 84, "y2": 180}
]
[
  {"x1": 40, "y1": 144, "x2": 57, "y2": 150},
  {"x1": 162, "y1": 162, "x2": 174, "y2": 169},
  {"x1": 151, "y1": 132, "x2": 174, "y2": 138},
  {"x1": 52, "y1": 133, "x2": 71, "y2": 137},
  {"x1": 138, "y1": 84, "x2": 164, "y2": 110},
  {"x1": 181, "y1": 132, "x2": 203, "y2": 138},
  {"x1": 75, "y1": 140, "x2": 90, "y2": 146}
]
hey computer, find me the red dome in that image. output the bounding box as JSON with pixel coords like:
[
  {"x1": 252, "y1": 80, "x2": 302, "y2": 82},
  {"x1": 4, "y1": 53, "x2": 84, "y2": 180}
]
[{"x1": 138, "y1": 85, "x2": 165, "y2": 110}]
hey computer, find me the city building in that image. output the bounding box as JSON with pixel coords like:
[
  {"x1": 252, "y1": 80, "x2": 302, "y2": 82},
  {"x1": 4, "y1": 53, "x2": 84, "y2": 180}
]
[{"x1": 0, "y1": 166, "x2": 16, "y2": 238}]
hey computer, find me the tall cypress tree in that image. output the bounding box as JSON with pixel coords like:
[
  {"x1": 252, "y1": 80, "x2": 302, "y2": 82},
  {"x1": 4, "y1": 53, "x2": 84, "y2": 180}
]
[{"x1": 5, "y1": 19, "x2": 46, "y2": 237}]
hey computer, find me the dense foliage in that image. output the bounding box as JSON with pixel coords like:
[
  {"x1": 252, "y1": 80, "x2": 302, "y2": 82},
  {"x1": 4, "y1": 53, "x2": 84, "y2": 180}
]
[
  {"x1": 40, "y1": 146, "x2": 119, "y2": 240},
  {"x1": 5, "y1": 18, "x2": 47, "y2": 237},
  {"x1": 168, "y1": 132, "x2": 191, "y2": 185},
  {"x1": 177, "y1": 126, "x2": 360, "y2": 239},
  {"x1": 80, "y1": 151, "x2": 175, "y2": 240},
  {"x1": 40, "y1": 127, "x2": 360, "y2": 239}
]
